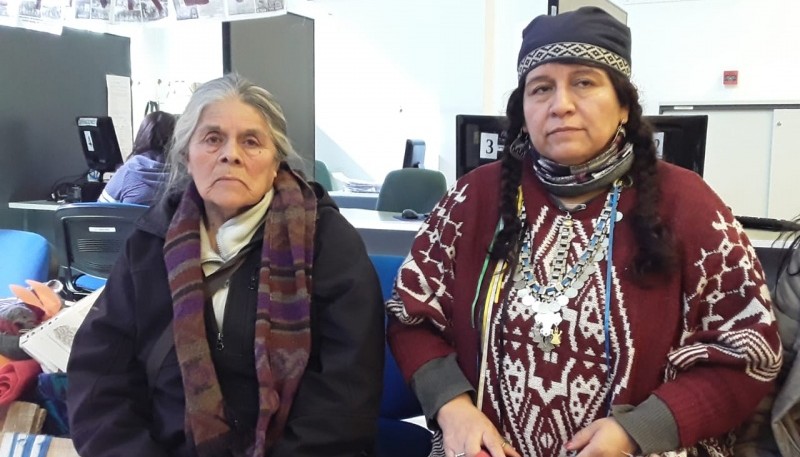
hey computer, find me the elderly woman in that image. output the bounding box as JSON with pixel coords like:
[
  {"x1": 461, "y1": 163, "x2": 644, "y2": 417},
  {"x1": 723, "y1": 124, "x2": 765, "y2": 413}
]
[
  {"x1": 68, "y1": 74, "x2": 384, "y2": 457},
  {"x1": 386, "y1": 7, "x2": 781, "y2": 457}
]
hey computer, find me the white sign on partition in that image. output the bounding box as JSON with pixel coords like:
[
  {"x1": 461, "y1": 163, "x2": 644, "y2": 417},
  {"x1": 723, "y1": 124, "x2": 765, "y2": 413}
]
[{"x1": 479, "y1": 132, "x2": 499, "y2": 160}]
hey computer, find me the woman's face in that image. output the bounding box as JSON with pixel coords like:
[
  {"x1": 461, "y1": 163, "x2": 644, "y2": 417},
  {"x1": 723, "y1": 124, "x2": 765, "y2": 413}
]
[
  {"x1": 523, "y1": 63, "x2": 629, "y2": 166},
  {"x1": 187, "y1": 97, "x2": 280, "y2": 225}
]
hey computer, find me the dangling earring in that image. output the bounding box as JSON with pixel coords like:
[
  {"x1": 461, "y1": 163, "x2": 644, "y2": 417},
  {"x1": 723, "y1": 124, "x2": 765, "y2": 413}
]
[
  {"x1": 509, "y1": 131, "x2": 530, "y2": 160},
  {"x1": 613, "y1": 122, "x2": 626, "y2": 143}
]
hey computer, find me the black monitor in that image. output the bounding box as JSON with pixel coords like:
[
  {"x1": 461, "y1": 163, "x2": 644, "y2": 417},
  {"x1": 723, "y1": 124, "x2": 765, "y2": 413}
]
[
  {"x1": 455, "y1": 114, "x2": 509, "y2": 178},
  {"x1": 644, "y1": 114, "x2": 708, "y2": 176},
  {"x1": 76, "y1": 116, "x2": 124, "y2": 174},
  {"x1": 403, "y1": 139, "x2": 426, "y2": 168}
]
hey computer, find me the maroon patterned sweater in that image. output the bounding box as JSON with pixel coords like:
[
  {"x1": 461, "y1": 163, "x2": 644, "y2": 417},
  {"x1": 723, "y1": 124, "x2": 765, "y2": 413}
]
[{"x1": 387, "y1": 159, "x2": 782, "y2": 456}]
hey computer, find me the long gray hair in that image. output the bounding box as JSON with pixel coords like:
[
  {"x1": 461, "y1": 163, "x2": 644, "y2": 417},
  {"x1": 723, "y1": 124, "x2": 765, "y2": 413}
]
[{"x1": 162, "y1": 73, "x2": 298, "y2": 197}]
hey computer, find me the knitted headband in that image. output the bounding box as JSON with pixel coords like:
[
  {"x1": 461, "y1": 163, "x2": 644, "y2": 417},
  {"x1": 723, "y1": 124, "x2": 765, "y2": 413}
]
[{"x1": 517, "y1": 6, "x2": 632, "y2": 81}]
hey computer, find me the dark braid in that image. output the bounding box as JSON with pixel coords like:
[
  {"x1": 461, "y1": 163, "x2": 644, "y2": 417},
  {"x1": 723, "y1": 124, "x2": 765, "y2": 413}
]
[
  {"x1": 490, "y1": 84, "x2": 525, "y2": 261},
  {"x1": 607, "y1": 72, "x2": 677, "y2": 282}
]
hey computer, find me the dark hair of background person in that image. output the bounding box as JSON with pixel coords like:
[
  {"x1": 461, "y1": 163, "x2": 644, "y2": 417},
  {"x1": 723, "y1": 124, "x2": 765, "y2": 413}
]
[
  {"x1": 490, "y1": 62, "x2": 677, "y2": 285},
  {"x1": 131, "y1": 111, "x2": 177, "y2": 161}
]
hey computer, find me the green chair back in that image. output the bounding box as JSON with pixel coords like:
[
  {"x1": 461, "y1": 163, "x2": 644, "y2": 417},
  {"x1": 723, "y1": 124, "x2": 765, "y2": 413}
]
[
  {"x1": 315, "y1": 159, "x2": 334, "y2": 191},
  {"x1": 376, "y1": 168, "x2": 447, "y2": 213}
]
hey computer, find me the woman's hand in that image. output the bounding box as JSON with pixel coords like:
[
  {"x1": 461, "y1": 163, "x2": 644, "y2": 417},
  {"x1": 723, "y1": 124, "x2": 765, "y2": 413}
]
[
  {"x1": 436, "y1": 394, "x2": 521, "y2": 457},
  {"x1": 565, "y1": 417, "x2": 638, "y2": 457}
]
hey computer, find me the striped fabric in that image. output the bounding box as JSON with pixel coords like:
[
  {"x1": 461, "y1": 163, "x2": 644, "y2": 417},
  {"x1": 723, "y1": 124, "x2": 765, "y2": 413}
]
[{"x1": 163, "y1": 166, "x2": 317, "y2": 457}]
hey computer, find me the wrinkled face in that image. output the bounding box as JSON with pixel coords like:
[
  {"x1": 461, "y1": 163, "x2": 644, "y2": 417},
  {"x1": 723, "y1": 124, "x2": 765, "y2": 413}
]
[
  {"x1": 187, "y1": 97, "x2": 280, "y2": 226},
  {"x1": 523, "y1": 63, "x2": 629, "y2": 166}
]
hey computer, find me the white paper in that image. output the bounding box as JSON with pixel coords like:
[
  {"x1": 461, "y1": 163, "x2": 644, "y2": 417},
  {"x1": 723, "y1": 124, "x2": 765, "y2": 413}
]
[
  {"x1": 653, "y1": 131, "x2": 665, "y2": 159},
  {"x1": 106, "y1": 74, "x2": 133, "y2": 159},
  {"x1": 20, "y1": 288, "x2": 103, "y2": 373},
  {"x1": 479, "y1": 132, "x2": 500, "y2": 160}
]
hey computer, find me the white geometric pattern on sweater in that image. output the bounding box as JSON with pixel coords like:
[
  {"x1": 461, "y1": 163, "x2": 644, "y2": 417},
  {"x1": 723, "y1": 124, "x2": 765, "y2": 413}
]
[
  {"x1": 386, "y1": 183, "x2": 469, "y2": 329},
  {"x1": 485, "y1": 205, "x2": 633, "y2": 456},
  {"x1": 670, "y1": 211, "x2": 779, "y2": 383}
]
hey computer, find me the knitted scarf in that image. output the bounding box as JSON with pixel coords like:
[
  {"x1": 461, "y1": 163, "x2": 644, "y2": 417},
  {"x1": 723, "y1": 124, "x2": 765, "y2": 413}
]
[
  {"x1": 162, "y1": 166, "x2": 316, "y2": 457},
  {"x1": 532, "y1": 126, "x2": 634, "y2": 197}
]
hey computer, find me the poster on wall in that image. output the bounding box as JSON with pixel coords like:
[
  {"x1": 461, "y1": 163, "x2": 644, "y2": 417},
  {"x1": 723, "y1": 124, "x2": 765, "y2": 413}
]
[
  {"x1": 226, "y1": 0, "x2": 283, "y2": 16},
  {"x1": 74, "y1": 0, "x2": 112, "y2": 20},
  {"x1": 172, "y1": 0, "x2": 224, "y2": 20},
  {"x1": 16, "y1": 0, "x2": 63, "y2": 34},
  {"x1": 142, "y1": 0, "x2": 168, "y2": 21},
  {"x1": 0, "y1": 0, "x2": 13, "y2": 27},
  {"x1": 111, "y1": 0, "x2": 167, "y2": 22}
]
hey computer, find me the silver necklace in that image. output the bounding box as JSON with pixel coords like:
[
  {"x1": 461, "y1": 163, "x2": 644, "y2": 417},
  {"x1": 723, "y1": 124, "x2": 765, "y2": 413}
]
[{"x1": 513, "y1": 181, "x2": 623, "y2": 351}]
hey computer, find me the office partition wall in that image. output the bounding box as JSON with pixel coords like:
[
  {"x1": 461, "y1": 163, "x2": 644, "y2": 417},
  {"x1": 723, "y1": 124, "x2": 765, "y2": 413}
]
[
  {"x1": 223, "y1": 14, "x2": 315, "y2": 173},
  {"x1": 0, "y1": 26, "x2": 131, "y2": 232}
]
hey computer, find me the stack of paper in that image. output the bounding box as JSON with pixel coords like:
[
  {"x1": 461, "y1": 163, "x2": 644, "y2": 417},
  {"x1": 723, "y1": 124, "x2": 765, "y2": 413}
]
[
  {"x1": 19, "y1": 288, "x2": 103, "y2": 374},
  {"x1": 331, "y1": 172, "x2": 381, "y2": 193}
]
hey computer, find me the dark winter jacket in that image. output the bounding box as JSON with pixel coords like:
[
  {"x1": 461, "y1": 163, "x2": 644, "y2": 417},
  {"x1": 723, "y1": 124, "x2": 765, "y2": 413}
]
[{"x1": 67, "y1": 183, "x2": 385, "y2": 457}]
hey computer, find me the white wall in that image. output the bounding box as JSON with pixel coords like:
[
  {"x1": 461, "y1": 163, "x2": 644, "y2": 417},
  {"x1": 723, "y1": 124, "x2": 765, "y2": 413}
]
[
  {"x1": 127, "y1": 21, "x2": 223, "y2": 129},
  {"x1": 487, "y1": 0, "x2": 548, "y2": 115},
  {"x1": 624, "y1": 0, "x2": 800, "y2": 112},
  {"x1": 123, "y1": 0, "x2": 800, "y2": 190},
  {"x1": 309, "y1": 0, "x2": 486, "y2": 184}
]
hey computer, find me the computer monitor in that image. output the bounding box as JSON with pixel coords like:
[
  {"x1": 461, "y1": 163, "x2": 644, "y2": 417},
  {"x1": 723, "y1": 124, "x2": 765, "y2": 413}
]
[
  {"x1": 547, "y1": 0, "x2": 628, "y2": 24},
  {"x1": 455, "y1": 114, "x2": 509, "y2": 179},
  {"x1": 76, "y1": 116, "x2": 123, "y2": 174},
  {"x1": 643, "y1": 115, "x2": 708, "y2": 176},
  {"x1": 403, "y1": 139, "x2": 426, "y2": 168}
]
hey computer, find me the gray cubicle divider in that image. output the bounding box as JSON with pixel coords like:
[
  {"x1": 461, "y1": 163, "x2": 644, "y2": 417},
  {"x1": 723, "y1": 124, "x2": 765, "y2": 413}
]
[
  {"x1": 660, "y1": 103, "x2": 800, "y2": 220},
  {"x1": 0, "y1": 26, "x2": 130, "y2": 241},
  {"x1": 223, "y1": 14, "x2": 315, "y2": 173}
]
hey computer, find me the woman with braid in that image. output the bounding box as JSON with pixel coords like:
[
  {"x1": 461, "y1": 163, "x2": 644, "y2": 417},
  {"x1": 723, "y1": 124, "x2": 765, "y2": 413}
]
[
  {"x1": 67, "y1": 74, "x2": 384, "y2": 456},
  {"x1": 386, "y1": 7, "x2": 781, "y2": 457}
]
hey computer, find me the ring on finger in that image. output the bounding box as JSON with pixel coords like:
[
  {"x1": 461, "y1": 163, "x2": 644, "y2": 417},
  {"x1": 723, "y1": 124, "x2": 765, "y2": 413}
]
[
  {"x1": 501, "y1": 440, "x2": 508, "y2": 449},
  {"x1": 455, "y1": 453, "x2": 466, "y2": 457}
]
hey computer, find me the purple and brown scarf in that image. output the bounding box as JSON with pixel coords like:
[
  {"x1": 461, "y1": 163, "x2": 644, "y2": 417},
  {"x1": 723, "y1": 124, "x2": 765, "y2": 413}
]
[{"x1": 162, "y1": 166, "x2": 316, "y2": 457}]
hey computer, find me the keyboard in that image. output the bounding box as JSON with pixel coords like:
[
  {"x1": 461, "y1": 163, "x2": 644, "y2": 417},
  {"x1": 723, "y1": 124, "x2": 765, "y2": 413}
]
[{"x1": 735, "y1": 215, "x2": 800, "y2": 232}]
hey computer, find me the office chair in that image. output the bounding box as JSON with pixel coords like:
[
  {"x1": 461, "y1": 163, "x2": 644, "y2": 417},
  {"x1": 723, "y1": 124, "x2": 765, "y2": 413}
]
[
  {"x1": 369, "y1": 254, "x2": 432, "y2": 457},
  {"x1": 0, "y1": 230, "x2": 50, "y2": 292},
  {"x1": 402, "y1": 139, "x2": 426, "y2": 169},
  {"x1": 376, "y1": 168, "x2": 447, "y2": 214},
  {"x1": 314, "y1": 159, "x2": 334, "y2": 192},
  {"x1": 54, "y1": 202, "x2": 147, "y2": 298}
]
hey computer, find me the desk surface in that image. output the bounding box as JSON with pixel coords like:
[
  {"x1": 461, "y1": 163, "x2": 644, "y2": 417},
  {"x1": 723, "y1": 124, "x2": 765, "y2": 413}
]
[
  {"x1": 329, "y1": 190, "x2": 380, "y2": 199},
  {"x1": 8, "y1": 200, "x2": 60, "y2": 211},
  {"x1": 6, "y1": 201, "x2": 791, "y2": 248},
  {"x1": 339, "y1": 208, "x2": 423, "y2": 232}
]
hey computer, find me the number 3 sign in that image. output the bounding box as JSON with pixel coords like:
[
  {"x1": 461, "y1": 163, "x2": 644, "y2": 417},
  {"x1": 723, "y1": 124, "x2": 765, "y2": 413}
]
[{"x1": 479, "y1": 132, "x2": 499, "y2": 159}]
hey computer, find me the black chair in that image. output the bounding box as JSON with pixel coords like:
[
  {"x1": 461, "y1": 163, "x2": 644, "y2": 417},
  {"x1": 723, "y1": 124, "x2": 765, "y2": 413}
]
[{"x1": 54, "y1": 202, "x2": 147, "y2": 298}]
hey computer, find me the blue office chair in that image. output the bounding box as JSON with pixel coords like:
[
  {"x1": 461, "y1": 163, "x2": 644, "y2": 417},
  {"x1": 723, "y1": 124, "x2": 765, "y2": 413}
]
[
  {"x1": 370, "y1": 254, "x2": 432, "y2": 457},
  {"x1": 376, "y1": 168, "x2": 447, "y2": 214},
  {"x1": 0, "y1": 229, "x2": 50, "y2": 292},
  {"x1": 54, "y1": 202, "x2": 147, "y2": 297}
]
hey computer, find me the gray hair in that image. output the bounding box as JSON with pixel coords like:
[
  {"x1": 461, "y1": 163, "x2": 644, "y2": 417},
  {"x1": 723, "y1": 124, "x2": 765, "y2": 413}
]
[{"x1": 162, "y1": 73, "x2": 298, "y2": 197}]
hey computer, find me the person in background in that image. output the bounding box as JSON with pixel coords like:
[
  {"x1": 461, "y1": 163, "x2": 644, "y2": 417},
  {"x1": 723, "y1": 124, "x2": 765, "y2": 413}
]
[
  {"x1": 68, "y1": 74, "x2": 384, "y2": 456},
  {"x1": 97, "y1": 110, "x2": 177, "y2": 205},
  {"x1": 386, "y1": 7, "x2": 781, "y2": 457},
  {"x1": 769, "y1": 220, "x2": 800, "y2": 456}
]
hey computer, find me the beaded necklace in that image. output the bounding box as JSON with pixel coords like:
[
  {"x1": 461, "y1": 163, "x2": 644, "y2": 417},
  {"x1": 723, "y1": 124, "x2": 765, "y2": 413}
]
[{"x1": 514, "y1": 179, "x2": 623, "y2": 352}]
